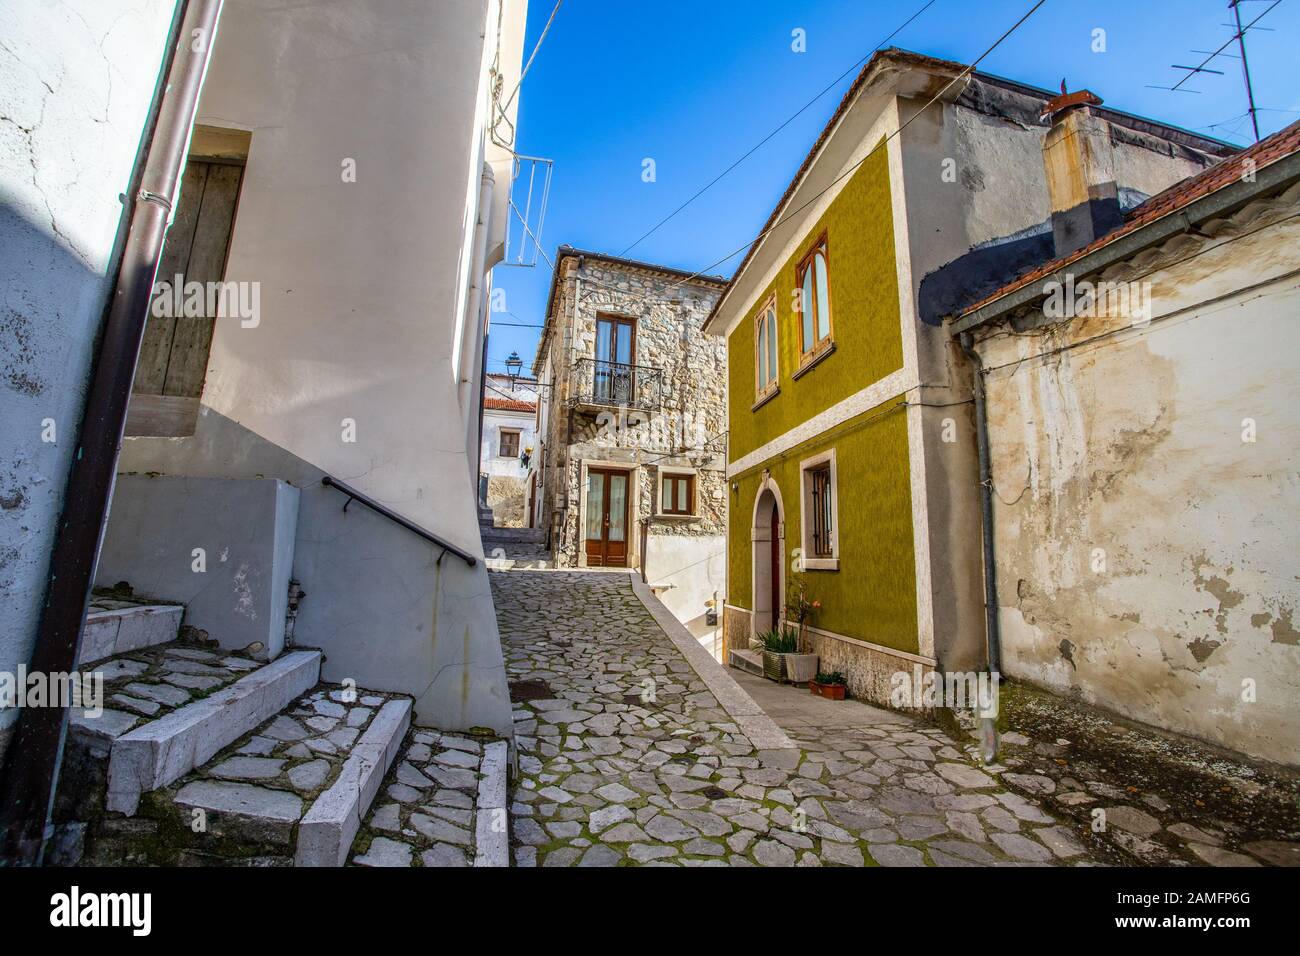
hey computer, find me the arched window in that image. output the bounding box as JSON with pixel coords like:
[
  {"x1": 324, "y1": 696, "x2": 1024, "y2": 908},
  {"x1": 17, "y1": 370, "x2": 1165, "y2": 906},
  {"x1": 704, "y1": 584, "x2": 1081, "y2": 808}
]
[
  {"x1": 797, "y1": 234, "x2": 833, "y2": 359},
  {"x1": 754, "y1": 299, "x2": 779, "y2": 400}
]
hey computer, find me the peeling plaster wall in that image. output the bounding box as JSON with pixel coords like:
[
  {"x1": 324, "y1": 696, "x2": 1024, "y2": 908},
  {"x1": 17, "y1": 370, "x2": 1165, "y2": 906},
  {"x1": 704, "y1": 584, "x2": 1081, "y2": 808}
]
[
  {"x1": 113, "y1": 0, "x2": 528, "y2": 738},
  {"x1": 974, "y1": 204, "x2": 1300, "y2": 766},
  {"x1": 0, "y1": 0, "x2": 182, "y2": 761}
]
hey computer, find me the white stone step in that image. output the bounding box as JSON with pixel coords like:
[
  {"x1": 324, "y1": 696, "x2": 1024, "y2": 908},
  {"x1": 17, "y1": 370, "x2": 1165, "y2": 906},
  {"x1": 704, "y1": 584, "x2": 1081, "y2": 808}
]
[
  {"x1": 473, "y1": 739, "x2": 510, "y2": 867},
  {"x1": 80, "y1": 602, "x2": 183, "y2": 666},
  {"x1": 296, "y1": 698, "x2": 412, "y2": 866},
  {"x1": 106, "y1": 649, "x2": 322, "y2": 815}
]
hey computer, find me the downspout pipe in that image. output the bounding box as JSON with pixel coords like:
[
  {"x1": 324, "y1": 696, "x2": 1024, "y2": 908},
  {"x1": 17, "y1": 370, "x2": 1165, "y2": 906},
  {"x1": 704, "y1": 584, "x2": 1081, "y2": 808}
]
[
  {"x1": 959, "y1": 329, "x2": 1002, "y2": 763},
  {"x1": 0, "y1": 0, "x2": 225, "y2": 865},
  {"x1": 461, "y1": 162, "x2": 495, "y2": 493}
]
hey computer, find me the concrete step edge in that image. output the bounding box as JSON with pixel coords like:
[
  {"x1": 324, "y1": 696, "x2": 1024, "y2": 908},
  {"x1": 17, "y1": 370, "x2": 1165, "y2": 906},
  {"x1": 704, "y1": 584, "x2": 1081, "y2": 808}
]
[
  {"x1": 295, "y1": 698, "x2": 413, "y2": 866},
  {"x1": 80, "y1": 604, "x2": 184, "y2": 667},
  {"x1": 105, "y1": 649, "x2": 322, "y2": 816}
]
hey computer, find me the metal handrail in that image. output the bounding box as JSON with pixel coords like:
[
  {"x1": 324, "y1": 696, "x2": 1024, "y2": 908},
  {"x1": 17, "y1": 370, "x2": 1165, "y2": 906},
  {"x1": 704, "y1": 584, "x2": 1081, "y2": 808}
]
[{"x1": 322, "y1": 475, "x2": 477, "y2": 567}]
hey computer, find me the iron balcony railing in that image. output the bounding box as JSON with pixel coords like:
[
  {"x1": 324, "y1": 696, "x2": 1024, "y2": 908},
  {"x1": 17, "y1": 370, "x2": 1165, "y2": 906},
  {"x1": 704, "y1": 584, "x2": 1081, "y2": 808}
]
[{"x1": 569, "y1": 358, "x2": 663, "y2": 412}]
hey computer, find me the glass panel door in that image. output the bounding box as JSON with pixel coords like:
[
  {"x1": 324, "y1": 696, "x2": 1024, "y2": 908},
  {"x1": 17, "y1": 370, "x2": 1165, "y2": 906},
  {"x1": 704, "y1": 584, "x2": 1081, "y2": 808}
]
[
  {"x1": 585, "y1": 472, "x2": 605, "y2": 540},
  {"x1": 607, "y1": 474, "x2": 627, "y2": 542}
]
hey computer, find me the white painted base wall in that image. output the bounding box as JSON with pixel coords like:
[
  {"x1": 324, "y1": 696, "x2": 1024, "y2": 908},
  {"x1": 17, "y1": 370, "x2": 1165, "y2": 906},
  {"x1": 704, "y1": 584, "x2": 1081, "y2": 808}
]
[
  {"x1": 645, "y1": 532, "x2": 726, "y2": 636},
  {"x1": 95, "y1": 476, "x2": 299, "y2": 659}
]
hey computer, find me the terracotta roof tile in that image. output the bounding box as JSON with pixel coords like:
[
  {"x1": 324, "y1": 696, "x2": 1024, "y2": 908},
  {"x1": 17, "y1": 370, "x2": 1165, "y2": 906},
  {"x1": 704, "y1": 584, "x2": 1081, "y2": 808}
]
[{"x1": 483, "y1": 396, "x2": 535, "y2": 413}]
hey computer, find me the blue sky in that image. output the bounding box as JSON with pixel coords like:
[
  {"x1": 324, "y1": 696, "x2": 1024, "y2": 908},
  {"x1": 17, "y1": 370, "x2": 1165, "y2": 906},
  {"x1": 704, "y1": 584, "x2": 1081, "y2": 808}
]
[{"x1": 487, "y1": 0, "x2": 1299, "y2": 375}]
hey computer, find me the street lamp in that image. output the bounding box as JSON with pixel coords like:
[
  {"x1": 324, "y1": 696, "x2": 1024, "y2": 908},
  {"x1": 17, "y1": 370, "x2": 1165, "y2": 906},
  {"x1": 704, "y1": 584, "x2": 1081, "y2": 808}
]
[{"x1": 505, "y1": 351, "x2": 522, "y2": 390}]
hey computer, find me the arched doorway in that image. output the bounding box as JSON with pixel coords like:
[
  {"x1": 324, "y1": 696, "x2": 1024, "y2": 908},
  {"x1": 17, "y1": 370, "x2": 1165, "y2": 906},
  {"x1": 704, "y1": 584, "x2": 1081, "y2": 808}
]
[{"x1": 751, "y1": 477, "x2": 785, "y2": 637}]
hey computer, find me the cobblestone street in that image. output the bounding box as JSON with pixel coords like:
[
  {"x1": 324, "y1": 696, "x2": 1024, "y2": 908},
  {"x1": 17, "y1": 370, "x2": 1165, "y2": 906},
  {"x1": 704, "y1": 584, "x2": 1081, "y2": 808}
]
[{"x1": 493, "y1": 568, "x2": 1093, "y2": 867}]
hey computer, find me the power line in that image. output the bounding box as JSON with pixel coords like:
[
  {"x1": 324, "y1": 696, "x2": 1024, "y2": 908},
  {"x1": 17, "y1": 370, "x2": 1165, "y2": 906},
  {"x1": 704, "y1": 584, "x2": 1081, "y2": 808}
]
[
  {"x1": 661, "y1": 0, "x2": 1051, "y2": 297},
  {"x1": 615, "y1": 0, "x2": 939, "y2": 259}
]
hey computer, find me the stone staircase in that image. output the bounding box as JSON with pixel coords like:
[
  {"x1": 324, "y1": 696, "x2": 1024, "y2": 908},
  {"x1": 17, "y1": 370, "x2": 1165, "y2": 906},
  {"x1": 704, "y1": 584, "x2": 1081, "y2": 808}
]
[
  {"x1": 54, "y1": 596, "x2": 506, "y2": 867},
  {"x1": 479, "y1": 507, "x2": 552, "y2": 570}
]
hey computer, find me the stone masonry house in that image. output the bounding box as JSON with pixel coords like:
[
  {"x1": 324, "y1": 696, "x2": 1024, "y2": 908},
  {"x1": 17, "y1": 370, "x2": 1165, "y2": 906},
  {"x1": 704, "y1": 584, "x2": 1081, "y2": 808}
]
[
  {"x1": 532, "y1": 248, "x2": 728, "y2": 634},
  {"x1": 702, "y1": 49, "x2": 1233, "y2": 709}
]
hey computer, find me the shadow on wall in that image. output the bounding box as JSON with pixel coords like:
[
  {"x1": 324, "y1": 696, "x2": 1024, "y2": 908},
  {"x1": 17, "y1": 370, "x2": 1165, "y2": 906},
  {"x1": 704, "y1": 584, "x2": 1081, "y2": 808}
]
[
  {"x1": 111, "y1": 405, "x2": 514, "y2": 737},
  {"x1": 0, "y1": 201, "x2": 106, "y2": 766}
]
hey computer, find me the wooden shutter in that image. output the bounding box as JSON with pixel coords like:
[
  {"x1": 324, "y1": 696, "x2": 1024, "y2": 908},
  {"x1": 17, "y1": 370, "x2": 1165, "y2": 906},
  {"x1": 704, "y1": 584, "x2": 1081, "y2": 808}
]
[{"x1": 128, "y1": 158, "x2": 244, "y2": 435}]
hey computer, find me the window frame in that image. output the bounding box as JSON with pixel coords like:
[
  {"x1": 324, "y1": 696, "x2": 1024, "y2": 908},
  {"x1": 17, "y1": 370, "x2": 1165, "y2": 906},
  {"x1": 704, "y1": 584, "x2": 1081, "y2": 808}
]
[
  {"x1": 798, "y1": 448, "x2": 838, "y2": 571},
  {"x1": 795, "y1": 231, "x2": 834, "y2": 366},
  {"x1": 498, "y1": 428, "x2": 521, "y2": 459},
  {"x1": 657, "y1": 467, "x2": 698, "y2": 518},
  {"x1": 753, "y1": 294, "x2": 780, "y2": 406}
]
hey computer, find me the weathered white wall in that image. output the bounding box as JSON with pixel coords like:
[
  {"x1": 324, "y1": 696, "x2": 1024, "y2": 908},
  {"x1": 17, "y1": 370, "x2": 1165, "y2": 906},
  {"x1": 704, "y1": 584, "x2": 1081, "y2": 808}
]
[
  {"x1": 976, "y1": 203, "x2": 1300, "y2": 766},
  {"x1": 0, "y1": 0, "x2": 181, "y2": 761},
  {"x1": 114, "y1": 0, "x2": 528, "y2": 737},
  {"x1": 646, "y1": 532, "x2": 726, "y2": 633},
  {"x1": 95, "y1": 476, "x2": 298, "y2": 658},
  {"x1": 481, "y1": 409, "x2": 537, "y2": 479}
]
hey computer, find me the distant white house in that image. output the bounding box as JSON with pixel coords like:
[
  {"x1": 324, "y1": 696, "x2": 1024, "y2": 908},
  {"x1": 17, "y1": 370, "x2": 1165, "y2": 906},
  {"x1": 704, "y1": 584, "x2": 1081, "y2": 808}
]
[{"x1": 480, "y1": 372, "x2": 538, "y2": 527}]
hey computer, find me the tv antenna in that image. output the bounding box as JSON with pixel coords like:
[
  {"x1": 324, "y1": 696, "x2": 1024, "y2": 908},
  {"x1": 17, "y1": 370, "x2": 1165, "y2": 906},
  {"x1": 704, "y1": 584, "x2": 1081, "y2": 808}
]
[{"x1": 1148, "y1": 0, "x2": 1280, "y2": 141}]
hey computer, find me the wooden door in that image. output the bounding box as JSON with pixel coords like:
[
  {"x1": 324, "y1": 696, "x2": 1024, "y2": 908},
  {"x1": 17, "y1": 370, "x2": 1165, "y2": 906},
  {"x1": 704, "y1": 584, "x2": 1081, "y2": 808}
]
[
  {"x1": 128, "y1": 157, "x2": 244, "y2": 435},
  {"x1": 584, "y1": 468, "x2": 629, "y2": 567},
  {"x1": 770, "y1": 504, "x2": 781, "y2": 627}
]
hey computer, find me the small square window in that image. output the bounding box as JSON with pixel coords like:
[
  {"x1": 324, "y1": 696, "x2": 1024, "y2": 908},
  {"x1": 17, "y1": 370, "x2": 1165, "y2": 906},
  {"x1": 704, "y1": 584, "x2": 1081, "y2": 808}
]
[
  {"x1": 499, "y1": 429, "x2": 520, "y2": 458},
  {"x1": 661, "y1": 473, "x2": 695, "y2": 516}
]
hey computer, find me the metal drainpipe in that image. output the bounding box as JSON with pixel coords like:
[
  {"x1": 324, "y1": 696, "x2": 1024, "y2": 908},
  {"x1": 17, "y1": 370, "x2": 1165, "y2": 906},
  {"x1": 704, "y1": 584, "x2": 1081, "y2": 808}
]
[
  {"x1": 463, "y1": 163, "x2": 495, "y2": 492},
  {"x1": 959, "y1": 330, "x2": 1002, "y2": 764},
  {"x1": 0, "y1": 0, "x2": 226, "y2": 865}
]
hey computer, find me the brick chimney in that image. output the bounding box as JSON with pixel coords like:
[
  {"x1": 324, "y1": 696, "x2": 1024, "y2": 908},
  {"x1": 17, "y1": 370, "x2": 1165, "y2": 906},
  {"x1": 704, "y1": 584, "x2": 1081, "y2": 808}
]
[{"x1": 1039, "y1": 87, "x2": 1123, "y2": 256}]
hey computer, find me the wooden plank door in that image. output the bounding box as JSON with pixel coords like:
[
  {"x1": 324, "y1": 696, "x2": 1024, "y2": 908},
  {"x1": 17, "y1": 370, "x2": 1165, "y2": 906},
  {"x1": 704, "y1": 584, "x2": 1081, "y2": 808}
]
[
  {"x1": 584, "y1": 469, "x2": 630, "y2": 567},
  {"x1": 129, "y1": 157, "x2": 244, "y2": 435}
]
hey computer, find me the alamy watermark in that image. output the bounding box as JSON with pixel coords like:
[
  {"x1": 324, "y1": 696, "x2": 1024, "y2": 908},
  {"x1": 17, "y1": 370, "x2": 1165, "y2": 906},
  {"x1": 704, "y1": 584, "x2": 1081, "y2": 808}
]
[
  {"x1": 1042, "y1": 274, "x2": 1152, "y2": 327},
  {"x1": 151, "y1": 274, "x2": 261, "y2": 328},
  {"x1": 890, "y1": 665, "x2": 999, "y2": 718},
  {"x1": 0, "y1": 667, "x2": 103, "y2": 716}
]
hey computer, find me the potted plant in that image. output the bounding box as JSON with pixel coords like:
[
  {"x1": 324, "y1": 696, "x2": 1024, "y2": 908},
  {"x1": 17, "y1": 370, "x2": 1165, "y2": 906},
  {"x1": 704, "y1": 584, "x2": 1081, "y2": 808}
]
[
  {"x1": 809, "y1": 670, "x2": 848, "y2": 700},
  {"x1": 782, "y1": 579, "x2": 821, "y2": 684},
  {"x1": 753, "y1": 627, "x2": 798, "y2": 682}
]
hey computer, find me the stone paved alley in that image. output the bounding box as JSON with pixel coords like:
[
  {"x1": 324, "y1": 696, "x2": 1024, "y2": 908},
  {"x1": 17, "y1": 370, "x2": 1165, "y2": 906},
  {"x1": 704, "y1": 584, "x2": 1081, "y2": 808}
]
[{"x1": 492, "y1": 568, "x2": 1093, "y2": 867}]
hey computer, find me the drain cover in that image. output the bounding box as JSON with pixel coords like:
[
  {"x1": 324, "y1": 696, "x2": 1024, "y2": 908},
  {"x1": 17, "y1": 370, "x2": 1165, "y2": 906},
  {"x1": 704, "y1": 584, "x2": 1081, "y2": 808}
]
[
  {"x1": 702, "y1": 786, "x2": 729, "y2": 800},
  {"x1": 509, "y1": 679, "x2": 552, "y2": 702}
]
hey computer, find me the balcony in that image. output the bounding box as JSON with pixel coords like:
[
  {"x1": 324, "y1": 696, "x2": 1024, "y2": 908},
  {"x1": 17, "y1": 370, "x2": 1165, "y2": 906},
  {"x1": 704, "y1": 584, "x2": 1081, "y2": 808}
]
[{"x1": 569, "y1": 358, "x2": 663, "y2": 413}]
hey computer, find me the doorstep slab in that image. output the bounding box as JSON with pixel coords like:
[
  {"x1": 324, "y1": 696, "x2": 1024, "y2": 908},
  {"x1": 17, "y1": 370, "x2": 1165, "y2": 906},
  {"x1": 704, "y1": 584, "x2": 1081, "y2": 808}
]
[{"x1": 106, "y1": 650, "x2": 321, "y2": 815}]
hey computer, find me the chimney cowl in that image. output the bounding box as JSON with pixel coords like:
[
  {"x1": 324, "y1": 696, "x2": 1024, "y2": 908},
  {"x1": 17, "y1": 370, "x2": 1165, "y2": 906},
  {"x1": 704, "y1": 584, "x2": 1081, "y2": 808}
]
[{"x1": 1040, "y1": 88, "x2": 1103, "y2": 123}]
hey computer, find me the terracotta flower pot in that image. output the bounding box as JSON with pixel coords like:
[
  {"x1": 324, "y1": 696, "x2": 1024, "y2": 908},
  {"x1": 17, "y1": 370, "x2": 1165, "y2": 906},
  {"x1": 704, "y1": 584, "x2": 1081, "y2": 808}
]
[{"x1": 810, "y1": 680, "x2": 846, "y2": 700}]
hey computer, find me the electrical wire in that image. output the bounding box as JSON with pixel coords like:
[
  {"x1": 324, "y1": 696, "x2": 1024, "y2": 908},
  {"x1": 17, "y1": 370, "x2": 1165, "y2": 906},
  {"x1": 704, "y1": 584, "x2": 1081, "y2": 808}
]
[
  {"x1": 616, "y1": 0, "x2": 939, "y2": 259},
  {"x1": 659, "y1": 0, "x2": 1051, "y2": 297}
]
